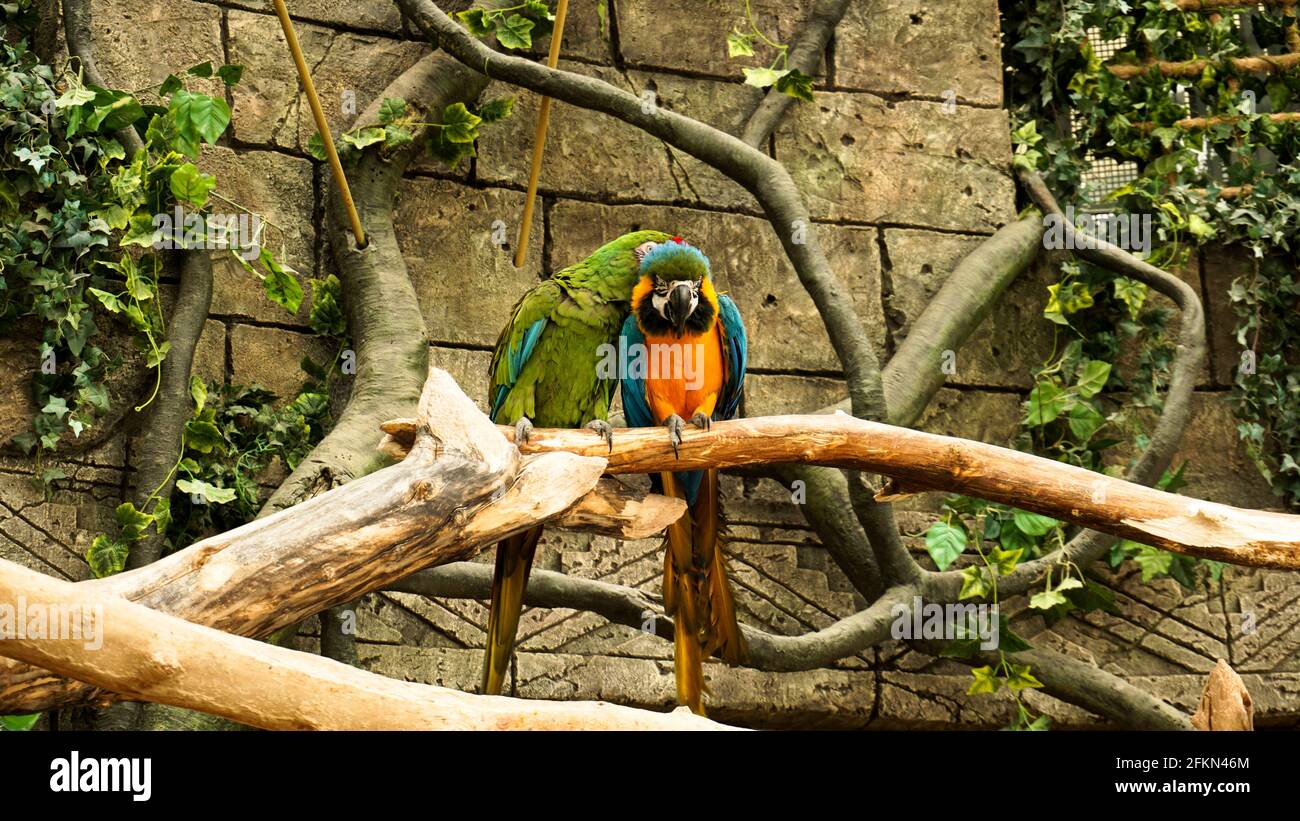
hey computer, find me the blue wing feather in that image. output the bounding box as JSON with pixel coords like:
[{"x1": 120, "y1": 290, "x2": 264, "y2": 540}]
[
  {"x1": 618, "y1": 314, "x2": 655, "y2": 429},
  {"x1": 715, "y1": 294, "x2": 747, "y2": 421},
  {"x1": 490, "y1": 317, "x2": 548, "y2": 422}
]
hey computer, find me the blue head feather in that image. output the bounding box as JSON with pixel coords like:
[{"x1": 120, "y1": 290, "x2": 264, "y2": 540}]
[{"x1": 639, "y1": 238, "x2": 710, "y2": 280}]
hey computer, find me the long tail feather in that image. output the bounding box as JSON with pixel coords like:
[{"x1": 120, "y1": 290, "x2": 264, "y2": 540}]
[
  {"x1": 481, "y1": 526, "x2": 543, "y2": 695},
  {"x1": 696, "y1": 470, "x2": 747, "y2": 665},
  {"x1": 660, "y1": 472, "x2": 705, "y2": 714}
]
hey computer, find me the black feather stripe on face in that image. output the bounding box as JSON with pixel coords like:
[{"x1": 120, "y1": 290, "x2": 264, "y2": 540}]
[{"x1": 637, "y1": 281, "x2": 716, "y2": 336}]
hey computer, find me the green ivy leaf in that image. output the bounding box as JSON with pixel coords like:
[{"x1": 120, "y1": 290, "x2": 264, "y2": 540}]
[
  {"x1": 176, "y1": 478, "x2": 237, "y2": 505},
  {"x1": 775, "y1": 68, "x2": 815, "y2": 102},
  {"x1": 1005, "y1": 664, "x2": 1044, "y2": 693},
  {"x1": 1029, "y1": 588, "x2": 1069, "y2": 610},
  {"x1": 493, "y1": 13, "x2": 535, "y2": 49},
  {"x1": 1024, "y1": 381, "x2": 1069, "y2": 426},
  {"x1": 307, "y1": 131, "x2": 329, "y2": 161},
  {"x1": 190, "y1": 375, "x2": 208, "y2": 413},
  {"x1": 114, "y1": 501, "x2": 155, "y2": 541},
  {"x1": 1067, "y1": 401, "x2": 1104, "y2": 440},
  {"x1": 0, "y1": 713, "x2": 42, "y2": 731},
  {"x1": 169, "y1": 162, "x2": 216, "y2": 208},
  {"x1": 959, "y1": 565, "x2": 991, "y2": 600},
  {"x1": 217, "y1": 64, "x2": 244, "y2": 86},
  {"x1": 186, "y1": 60, "x2": 214, "y2": 78},
  {"x1": 378, "y1": 97, "x2": 407, "y2": 125},
  {"x1": 440, "y1": 102, "x2": 482, "y2": 144},
  {"x1": 1011, "y1": 509, "x2": 1058, "y2": 537},
  {"x1": 1075, "y1": 359, "x2": 1112, "y2": 398},
  {"x1": 86, "y1": 534, "x2": 129, "y2": 578},
  {"x1": 924, "y1": 520, "x2": 967, "y2": 570},
  {"x1": 727, "y1": 29, "x2": 755, "y2": 58},
  {"x1": 477, "y1": 97, "x2": 514, "y2": 124},
  {"x1": 169, "y1": 90, "x2": 231, "y2": 158},
  {"x1": 340, "y1": 127, "x2": 387, "y2": 150},
  {"x1": 742, "y1": 67, "x2": 789, "y2": 89},
  {"x1": 457, "y1": 8, "x2": 494, "y2": 37},
  {"x1": 184, "y1": 418, "x2": 225, "y2": 454},
  {"x1": 967, "y1": 665, "x2": 1003, "y2": 695},
  {"x1": 258, "y1": 248, "x2": 304, "y2": 314}
]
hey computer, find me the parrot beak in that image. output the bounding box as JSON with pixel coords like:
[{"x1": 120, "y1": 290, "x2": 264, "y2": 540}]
[{"x1": 667, "y1": 283, "x2": 694, "y2": 333}]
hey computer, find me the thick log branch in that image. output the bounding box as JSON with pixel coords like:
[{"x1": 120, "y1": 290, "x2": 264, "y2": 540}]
[
  {"x1": 383, "y1": 413, "x2": 1300, "y2": 569},
  {"x1": 0, "y1": 559, "x2": 728, "y2": 730},
  {"x1": 0, "y1": 369, "x2": 679, "y2": 713}
]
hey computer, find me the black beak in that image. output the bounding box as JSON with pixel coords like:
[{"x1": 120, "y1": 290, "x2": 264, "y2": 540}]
[{"x1": 667, "y1": 284, "x2": 693, "y2": 333}]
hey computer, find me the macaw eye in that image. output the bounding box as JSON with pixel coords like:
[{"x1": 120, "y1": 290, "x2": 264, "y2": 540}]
[
  {"x1": 634, "y1": 241, "x2": 658, "y2": 262},
  {"x1": 652, "y1": 276, "x2": 669, "y2": 294}
]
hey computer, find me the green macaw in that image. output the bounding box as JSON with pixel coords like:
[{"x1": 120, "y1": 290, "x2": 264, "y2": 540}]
[{"x1": 482, "y1": 229, "x2": 673, "y2": 695}]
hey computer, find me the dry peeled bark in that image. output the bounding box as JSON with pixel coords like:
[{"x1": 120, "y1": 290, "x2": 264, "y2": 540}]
[{"x1": 0, "y1": 369, "x2": 682, "y2": 714}]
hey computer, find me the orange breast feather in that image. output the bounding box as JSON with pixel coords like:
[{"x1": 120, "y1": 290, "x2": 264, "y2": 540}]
[{"x1": 642, "y1": 323, "x2": 725, "y2": 424}]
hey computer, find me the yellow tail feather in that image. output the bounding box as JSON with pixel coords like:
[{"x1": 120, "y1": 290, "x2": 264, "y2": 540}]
[
  {"x1": 481, "y1": 526, "x2": 543, "y2": 695},
  {"x1": 659, "y1": 470, "x2": 747, "y2": 715}
]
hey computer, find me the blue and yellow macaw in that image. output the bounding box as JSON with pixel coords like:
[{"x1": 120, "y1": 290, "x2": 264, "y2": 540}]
[
  {"x1": 482, "y1": 229, "x2": 672, "y2": 695},
  {"x1": 619, "y1": 237, "x2": 748, "y2": 715}
]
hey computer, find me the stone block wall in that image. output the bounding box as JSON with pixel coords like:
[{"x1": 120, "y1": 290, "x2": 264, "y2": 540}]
[{"x1": 2, "y1": 0, "x2": 1297, "y2": 728}]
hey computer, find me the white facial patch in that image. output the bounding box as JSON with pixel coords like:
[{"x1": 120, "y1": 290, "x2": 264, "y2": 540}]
[{"x1": 652, "y1": 280, "x2": 700, "y2": 319}]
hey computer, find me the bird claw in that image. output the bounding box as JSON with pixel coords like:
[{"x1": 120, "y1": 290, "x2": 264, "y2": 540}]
[
  {"x1": 690, "y1": 412, "x2": 712, "y2": 431},
  {"x1": 586, "y1": 419, "x2": 614, "y2": 453},
  {"x1": 664, "y1": 414, "x2": 686, "y2": 458},
  {"x1": 514, "y1": 417, "x2": 534, "y2": 445}
]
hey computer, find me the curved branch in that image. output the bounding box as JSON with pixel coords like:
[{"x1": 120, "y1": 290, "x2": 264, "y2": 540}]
[
  {"x1": 391, "y1": 564, "x2": 913, "y2": 672},
  {"x1": 739, "y1": 0, "x2": 851, "y2": 148},
  {"x1": 260, "y1": 52, "x2": 489, "y2": 514},
  {"x1": 61, "y1": 0, "x2": 145, "y2": 156},
  {"x1": 379, "y1": 411, "x2": 1300, "y2": 569},
  {"x1": 1007, "y1": 648, "x2": 1193, "y2": 730},
  {"x1": 927, "y1": 171, "x2": 1207, "y2": 599},
  {"x1": 127, "y1": 251, "x2": 214, "y2": 570}
]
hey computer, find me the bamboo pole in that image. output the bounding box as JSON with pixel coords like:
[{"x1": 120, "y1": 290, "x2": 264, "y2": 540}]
[
  {"x1": 272, "y1": 0, "x2": 367, "y2": 248},
  {"x1": 513, "y1": 0, "x2": 570, "y2": 268}
]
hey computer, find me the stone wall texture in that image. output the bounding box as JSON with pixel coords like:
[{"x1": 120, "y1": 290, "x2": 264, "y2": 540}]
[{"x1": 3, "y1": 0, "x2": 1297, "y2": 729}]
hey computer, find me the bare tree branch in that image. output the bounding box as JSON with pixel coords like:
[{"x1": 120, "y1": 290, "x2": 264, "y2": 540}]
[
  {"x1": 127, "y1": 252, "x2": 214, "y2": 570},
  {"x1": 739, "y1": 0, "x2": 851, "y2": 148},
  {"x1": 391, "y1": 563, "x2": 913, "y2": 672},
  {"x1": 926, "y1": 171, "x2": 1208, "y2": 600}
]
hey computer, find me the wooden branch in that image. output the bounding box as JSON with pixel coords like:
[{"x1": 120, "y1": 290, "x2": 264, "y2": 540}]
[
  {"x1": 0, "y1": 558, "x2": 729, "y2": 730},
  {"x1": 1133, "y1": 111, "x2": 1300, "y2": 132},
  {"x1": 1191, "y1": 659, "x2": 1254, "y2": 730},
  {"x1": 0, "y1": 368, "x2": 684, "y2": 713},
  {"x1": 1176, "y1": 0, "x2": 1296, "y2": 10},
  {"x1": 1108, "y1": 51, "x2": 1300, "y2": 80},
  {"x1": 382, "y1": 413, "x2": 1300, "y2": 569}
]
